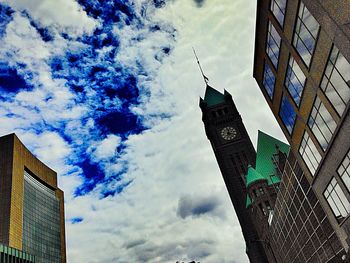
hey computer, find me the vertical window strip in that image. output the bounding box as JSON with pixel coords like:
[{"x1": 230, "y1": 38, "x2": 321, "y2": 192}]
[
  {"x1": 338, "y1": 151, "x2": 350, "y2": 193},
  {"x1": 320, "y1": 45, "x2": 350, "y2": 116},
  {"x1": 293, "y1": 2, "x2": 320, "y2": 67},
  {"x1": 308, "y1": 96, "x2": 337, "y2": 151},
  {"x1": 279, "y1": 95, "x2": 296, "y2": 134},
  {"x1": 285, "y1": 57, "x2": 306, "y2": 106},
  {"x1": 299, "y1": 131, "x2": 322, "y2": 175},
  {"x1": 266, "y1": 21, "x2": 281, "y2": 68},
  {"x1": 324, "y1": 177, "x2": 350, "y2": 221},
  {"x1": 270, "y1": 0, "x2": 287, "y2": 27},
  {"x1": 263, "y1": 62, "x2": 275, "y2": 99}
]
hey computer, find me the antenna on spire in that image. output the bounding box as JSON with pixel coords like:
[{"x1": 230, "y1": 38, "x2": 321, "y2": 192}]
[{"x1": 192, "y1": 47, "x2": 209, "y2": 85}]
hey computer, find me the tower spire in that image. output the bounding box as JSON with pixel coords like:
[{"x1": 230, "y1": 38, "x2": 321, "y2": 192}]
[{"x1": 193, "y1": 47, "x2": 209, "y2": 85}]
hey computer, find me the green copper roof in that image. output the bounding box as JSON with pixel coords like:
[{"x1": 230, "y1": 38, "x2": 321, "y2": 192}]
[
  {"x1": 246, "y1": 165, "x2": 267, "y2": 188},
  {"x1": 203, "y1": 85, "x2": 225, "y2": 106},
  {"x1": 246, "y1": 195, "x2": 252, "y2": 208},
  {"x1": 255, "y1": 130, "x2": 290, "y2": 185}
]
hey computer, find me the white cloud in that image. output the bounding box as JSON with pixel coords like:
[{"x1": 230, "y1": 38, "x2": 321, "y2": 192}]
[
  {"x1": 91, "y1": 134, "x2": 121, "y2": 161},
  {"x1": 3, "y1": 0, "x2": 98, "y2": 36}
]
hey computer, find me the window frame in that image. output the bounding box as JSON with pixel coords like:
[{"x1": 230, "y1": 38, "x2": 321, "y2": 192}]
[
  {"x1": 338, "y1": 150, "x2": 350, "y2": 195},
  {"x1": 266, "y1": 20, "x2": 282, "y2": 70},
  {"x1": 298, "y1": 130, "x2": 322, "y2": 176},
  {"x1": 323, "y1": 177, "x2": 350, "y2": 223},
  {"x1": 319, "y1": 44, "x2": 350, "y2": 118},
  {"x1": 291, "y1": 0, "x2": 320, "y2": 68},
  {"x1": 285, "y1": 54, "x2": 307, "y2": 108},
  {"x1": 307, "y1": 95, "x2": 337, "y2": 152},
  {"x1": 269, "y1": 0, "x2": 288, "y2": 29}
]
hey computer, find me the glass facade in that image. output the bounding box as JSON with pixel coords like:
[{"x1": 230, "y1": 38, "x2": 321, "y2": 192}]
[
  {"x1": 293, "y1": 1, "x2": 319, "y2": 67},
  {"x1": 0, "y1": 244, "x2": 35, "y2": 263},
  {"x1": 324, "y1": 177, "x2": 350, "y2": 222},
  {"x1": 338, "y1": 151, "x2": 350, "y2": 193},
  {"x1": 320, "y1": 45, "x2": 350, "y2": 116},
  {"x1": 279, "y1": 95, "x2": 296, "y2": 134},
  {"x1": 270, "y1": 154, "x2": 344, "y2": 262},
  {"x1": 266, "y1": 21, "x2": 281, "y2": 68},
  {"x1": 299, "y1": 131, "x2": 322, "y2": 175},
  {"x1": 263, "y1": 62, "x2": 275, "y2": 99},
  {"x1": 285, "y1": 56, "x2": 306, "y2": 106},
  {"x1": 23, "y1": 171, "x2": 61, "y2": 263},
  {"x1": 270, "y1": 0, "x2": 287, "y2": 27},
  {"x1": 308, "y1": 96, "x2": 337, "y2": 151}
]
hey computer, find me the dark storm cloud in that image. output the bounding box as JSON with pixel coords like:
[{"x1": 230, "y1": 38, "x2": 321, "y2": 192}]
[
  {"x1": 177, "y1": 194, "x2": 220, "y2": 219},
  {"x1": 126, "y1": 238, "x2": 214, "y2": 262},
  {"x1": 193, "y1": 0, "x2": 206, "y2": 8}
]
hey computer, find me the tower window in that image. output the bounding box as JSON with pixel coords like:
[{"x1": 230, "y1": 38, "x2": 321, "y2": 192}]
[
  {"x1": 263, "y1": 62, "x2": 275, "y2": 99},
  {"x1": 308, "y1": 96, "x2": 337, "y2": 151},
  {"x1": 285, "y1": 56, "x2": 306, "y2": 106},
  {"x1": 279, "y1": 95, "x2": 297, "y2": 134},
  {"x1": 259, "y1": 203, "x2": 267, "y2": 215},
  {"x1": 323, "y1": 177, "x2": 350, "y2": 222},
  {"x1": 270, "y1": 0, "x2": 287, "y2": 27},
  {"x1": 259, "y1": 187, "x2": 265, "y2": 195},
  {"x1": 265, "y1": 201, "x2": 272, "y2": 211},
  {"x1": 299, "y1": 130, "x2": 322, "y2": 175},
  {"x1": 293, "y1": 1, "x2": 320, "y2": 67},
  {"x1": 320, "y1": 45, "x2": 350, "y2": 117}
]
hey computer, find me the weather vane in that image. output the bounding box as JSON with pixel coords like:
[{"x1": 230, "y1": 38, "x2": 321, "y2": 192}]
[{"x1": 192, "y1": 47, "x2": 209, "y2": 85}]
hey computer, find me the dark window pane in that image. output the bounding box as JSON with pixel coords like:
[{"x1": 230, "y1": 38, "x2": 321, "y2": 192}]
[
  {"x1": 263, "y1": 62, "x2": 275, "y2": 99},
  {"x1": 279, "y1": 95, "x2": 297, "y2": 134},
  {"x1": 285, "y1": 56, "x2": 306, "y2": 106}
]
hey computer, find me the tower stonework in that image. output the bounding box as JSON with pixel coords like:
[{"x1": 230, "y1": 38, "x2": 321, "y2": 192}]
[{"x1": 199, "y1": 85, "x2": 268, "y2": 263}]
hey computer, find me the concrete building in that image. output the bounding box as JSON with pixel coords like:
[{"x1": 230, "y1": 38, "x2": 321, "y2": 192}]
[
  {"x1": 253, "y1": 0, "x2": 350, "y2": 262},
  {"x1": 0, "y1": 133, "x2": 66, "y2": 263}
]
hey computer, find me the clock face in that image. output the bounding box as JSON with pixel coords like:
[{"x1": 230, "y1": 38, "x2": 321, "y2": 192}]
[{"x1": 221, "y1": 126, "x2": 237, "y2": 141}]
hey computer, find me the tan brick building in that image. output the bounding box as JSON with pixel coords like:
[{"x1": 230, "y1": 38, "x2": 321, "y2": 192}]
[
  {"x1": 0, "y1": 133, "x2": 66, "y2": 263},
  {"x1": 253, "y1": 0, "x2": 350, "y2": 262}
]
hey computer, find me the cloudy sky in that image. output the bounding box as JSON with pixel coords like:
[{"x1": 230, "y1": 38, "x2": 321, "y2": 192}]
[{"x1": 0, "y1": 0, "x2": 286, "y2": 262}]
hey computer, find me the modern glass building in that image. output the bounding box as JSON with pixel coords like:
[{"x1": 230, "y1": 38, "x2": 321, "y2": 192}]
[
  {"x1": 0, "y1": 133, "x2": 66, "y2": 263},
  {"x1": 253, "y1": 0, "x2": 350, "y2": 262}
]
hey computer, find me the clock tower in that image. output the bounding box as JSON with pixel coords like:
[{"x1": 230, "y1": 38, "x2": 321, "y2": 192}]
[{"x1": 200, "y1": 85, "x2": 268, "y2": 263}]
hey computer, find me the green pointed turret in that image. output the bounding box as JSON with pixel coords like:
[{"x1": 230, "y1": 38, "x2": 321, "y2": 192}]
[
  {"x1": 203, "y1": 85, "x2": 225, "y2": 106},
  {"x1": 246, "y1": 165, "x2": 267, "y2": 188}
]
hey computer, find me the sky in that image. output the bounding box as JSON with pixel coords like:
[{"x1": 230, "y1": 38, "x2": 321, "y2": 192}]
[{"x1": 0, "y1": 0, "x2": 286, "y2": 262}]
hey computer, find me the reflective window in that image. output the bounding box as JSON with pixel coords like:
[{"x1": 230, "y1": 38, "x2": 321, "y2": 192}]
[
  {"x1": 320, "y1": 45, "x2": 350, "y2": 116},
  {"x1": 324, "y1": 177, "x2": 350, "y2": 221},
  {"x1": 308, "y1": 96, "x2": 337, "y2": 151},
  {"x1": 23, "y1": 171, "x2": 61, "y2": 263},
  {"x1": 285, "y1": 56, "x2": 306, "y2": 106},
  {"x1": 299, "y1": 131, "x2": 322, "y2": 175},
  {"x1": 270, "y1": 0, "x2": 287, "y2": 27},
  {"x1": 279, "y1": 95, "x2": 296, "y2": 134},
  {"x1": 338, "y1": 151, "x2": 350, "y2": 193},
  {"x1": 266, "y1": 21, "x2": 281, "y2": 68},
  {"x1": 293, "y1": 2, "x2": 319, "y2": 67},
  {"x1": 263, "y1": 62, "x2": 275, "y2": 99}
]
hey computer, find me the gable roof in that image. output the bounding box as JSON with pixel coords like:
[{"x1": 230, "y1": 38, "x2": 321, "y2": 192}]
[{"x1": 255, "y1": 130, "x2": 290, "y2": 185}]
